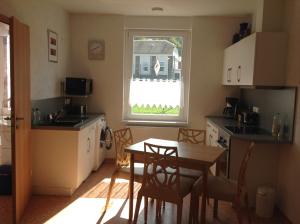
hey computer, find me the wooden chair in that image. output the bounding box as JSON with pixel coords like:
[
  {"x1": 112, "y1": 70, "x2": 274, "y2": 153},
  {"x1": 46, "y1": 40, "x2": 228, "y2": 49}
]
[
  {"x1": 177, "y1": 128, "x2": 206, "y2": 145},
  {"x1": 177, "y1": 128, "x2": 206, "y2": 179},
  {"x1": 104, "y1": 128, "x2": 145, "y2": 213},
  {"x1": 191, "y1": 142, "x2": 255, "y2": 223},
  {"x1": 133, "y1": 142, "x2": 196, "y2": 224}
]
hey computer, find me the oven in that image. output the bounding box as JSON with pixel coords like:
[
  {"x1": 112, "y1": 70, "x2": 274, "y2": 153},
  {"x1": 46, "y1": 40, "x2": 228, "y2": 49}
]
[{"x1": 216, "y1": 128, "x2": 231, "y2": 178}]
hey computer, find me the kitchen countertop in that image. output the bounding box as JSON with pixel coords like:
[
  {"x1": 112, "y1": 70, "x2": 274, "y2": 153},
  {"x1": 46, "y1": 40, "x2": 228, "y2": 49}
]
[
  {"x1": 207, "y1": 116, "x2": 292, "y2": 144},
  {"x1": 31, "y1": 113, "x2": 105, "y2": 131}
]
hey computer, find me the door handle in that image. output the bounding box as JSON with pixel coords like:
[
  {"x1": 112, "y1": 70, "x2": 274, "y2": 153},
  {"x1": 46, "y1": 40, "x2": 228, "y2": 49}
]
[{"x1": 15, "y1": 117, "x2": 24, "y2": 129}]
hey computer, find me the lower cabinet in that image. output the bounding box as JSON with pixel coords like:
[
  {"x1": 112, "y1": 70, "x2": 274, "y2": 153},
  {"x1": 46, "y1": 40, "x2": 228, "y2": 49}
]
[
  {"x1": 206, "y1": 121, "x2": 219, "y2": 175},
  {"x1": 77, "y1": 123, "x2": 96, "y2": 186},
  {"x1": 31, "y1": 118, "x2": 102, "y2": 195}
]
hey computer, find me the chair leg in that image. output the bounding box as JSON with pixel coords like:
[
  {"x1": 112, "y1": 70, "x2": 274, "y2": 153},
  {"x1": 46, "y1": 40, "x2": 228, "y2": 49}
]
[
  {"x1": 189, "y1": 192, "x2": 195, "y2": 224},
  {"x1": 144, "y1": 196, "x2": 148, "y2": 224},
  {"x1": 162, "y1": 200, "x2": 166, "y2": 209},
  {"x1": 104, "y1": 171, "x2": 117, "y2": 211},
  {"x1": 133, "y1": 192, "x2": 143, "y2": 224},
  {"x1": 234, "y1": 201, "x2": 243, "y2": 224},
  {"x1": 213, "y1": 199, "x2": 218, "y2": 218},
  {"x1": 245, "y1": 193, "x2": 251, "y2": 224},
  {"x1": 177, "y1": 202, "x2": 183, "y2": 224},
  {"x1": 156, "y1": 200, "x2": 162, "y2": 221}
]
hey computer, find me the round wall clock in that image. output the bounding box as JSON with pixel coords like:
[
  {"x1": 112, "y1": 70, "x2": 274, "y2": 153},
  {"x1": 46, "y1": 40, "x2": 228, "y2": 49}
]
[{"x1": 88, "y1": 40, "x2": 105, "y2": 60}]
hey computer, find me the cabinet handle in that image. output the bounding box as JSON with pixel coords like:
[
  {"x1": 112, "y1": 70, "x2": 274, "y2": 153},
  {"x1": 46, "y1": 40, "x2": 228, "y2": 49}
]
[
  {"x1": 237, "y1": 65, "x2": 241, "y2": 82},
  {"x1": 87, "y1": 137, "x2": 91, "y2": 153},
  {"x1": 209, "y1": 134, "x2": 212, "y2": 145},
  {"x1": 227, "y1": 68, "x2": 232, "y2": 83}
]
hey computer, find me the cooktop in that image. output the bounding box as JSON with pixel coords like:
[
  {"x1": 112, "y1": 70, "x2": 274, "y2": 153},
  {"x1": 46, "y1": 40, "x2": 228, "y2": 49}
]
[{"x1": 225, "y1": 125, "x2": 270, "y2": 135}]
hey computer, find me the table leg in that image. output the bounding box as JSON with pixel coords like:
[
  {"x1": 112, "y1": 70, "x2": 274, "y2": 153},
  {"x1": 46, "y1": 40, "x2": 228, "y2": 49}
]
[
  {"x1": 129, "y1": 153, "x2": 134, "y2": 222},
  {"x1": 200, "y1": 167, "x2": 208, "y2": 224}
]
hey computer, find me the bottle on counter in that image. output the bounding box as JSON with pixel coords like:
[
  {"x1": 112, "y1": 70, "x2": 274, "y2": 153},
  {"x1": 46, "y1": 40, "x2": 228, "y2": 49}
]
[
  {"x1": 271, "y1": 113, "x2": 281, "y2": 137},
  {"x1": 32, "y1": 108, "x2": 41, "y2": 124}
]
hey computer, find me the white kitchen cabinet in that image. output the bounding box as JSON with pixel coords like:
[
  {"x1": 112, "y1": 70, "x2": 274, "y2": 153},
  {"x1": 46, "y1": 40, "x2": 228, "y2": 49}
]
[
  {"x1": 206, "y1": 121, "x2": 219, "y2": 175},
  {"x1": 31, "y1": 117, "x2": 104, "y2": 195},
  {"x1": 77, "y1": 122, "x2": 96, "y2": 186},
  {"x1": 206, "y1": 121, "x2": 219, "y2": 147},
  {"x1": 222, "y1": 32, "x2": 286, "y2": 86}
]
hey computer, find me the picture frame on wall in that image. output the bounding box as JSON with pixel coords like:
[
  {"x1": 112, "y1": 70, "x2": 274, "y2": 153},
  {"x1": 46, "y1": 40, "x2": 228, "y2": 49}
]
[
  {"x1": 88, "y1": 40, "x2": 105, "y2": 60},
  {"x1": 48, "y1": 29, "x2": 58, "y2": 63}
]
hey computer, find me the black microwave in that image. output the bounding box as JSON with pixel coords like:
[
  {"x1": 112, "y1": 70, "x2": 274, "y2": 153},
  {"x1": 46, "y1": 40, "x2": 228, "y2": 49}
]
[{"x1": 65, "y1": 77, "x2": 93, "y2": 96}]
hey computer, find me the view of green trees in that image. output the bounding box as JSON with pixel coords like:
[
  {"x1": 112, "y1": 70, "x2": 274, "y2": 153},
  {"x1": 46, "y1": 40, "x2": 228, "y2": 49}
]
[{"x1": 131, "y1": 104, "x2": 180, "y2": 115}]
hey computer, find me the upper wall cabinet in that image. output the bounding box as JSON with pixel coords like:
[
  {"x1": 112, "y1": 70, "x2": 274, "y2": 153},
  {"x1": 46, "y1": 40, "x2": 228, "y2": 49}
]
[{"x1": 222, "y1": 32, "x2": 287, "y2": 86}]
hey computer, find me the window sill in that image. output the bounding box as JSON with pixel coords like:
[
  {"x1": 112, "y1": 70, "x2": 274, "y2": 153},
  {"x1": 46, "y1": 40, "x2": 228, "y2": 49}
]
[{"x1": 122, "y1": 120, "x2": 188, "y2": 127}]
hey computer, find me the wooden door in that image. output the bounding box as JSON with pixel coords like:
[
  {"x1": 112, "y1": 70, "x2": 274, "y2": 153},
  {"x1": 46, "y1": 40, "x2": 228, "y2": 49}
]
[{"x1": 11, "y1": 17, "x2": 31, "y2": 224}]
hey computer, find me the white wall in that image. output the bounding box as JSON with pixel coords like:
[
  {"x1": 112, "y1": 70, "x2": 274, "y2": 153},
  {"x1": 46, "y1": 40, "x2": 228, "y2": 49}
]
[
  {"x1": 0, "y1": 0, "x2": 70, "y2": 100},
  {"x1": 277, "y1": 0, "x2": 300, "y2": 223},
  {"x1": 70, "y1": 14, "x2": 247, "y2": 157}
]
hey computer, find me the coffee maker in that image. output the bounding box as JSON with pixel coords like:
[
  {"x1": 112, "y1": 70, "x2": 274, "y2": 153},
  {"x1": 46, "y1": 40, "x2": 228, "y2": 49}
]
[{"x1": 223, "y1": 97, "x2": 239, "y2": 119}]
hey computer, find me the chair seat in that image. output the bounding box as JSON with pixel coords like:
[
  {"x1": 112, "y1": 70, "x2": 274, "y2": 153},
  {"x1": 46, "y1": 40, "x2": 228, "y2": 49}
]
[
  {"x1": 207, "y1": 175, "x2": 237, "y2": 202},
  {"x1": 144, "y1": 173, "x2": 195, "y2": 198},
  {"x1": 179, "y1": 168, "x2": 203, "y2": 179},
  {"x1": 120, "y1": 164, "x2": 144, "y2": 176}
]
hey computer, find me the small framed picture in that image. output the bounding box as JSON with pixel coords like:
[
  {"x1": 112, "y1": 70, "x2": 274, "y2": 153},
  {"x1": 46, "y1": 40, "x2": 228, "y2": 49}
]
[
  {"x1": 48, "y1": 29, "x2": 58, "y2": 63},
  {"x1": 88, "y1": 40, "x2": 105, "y2": 60}
]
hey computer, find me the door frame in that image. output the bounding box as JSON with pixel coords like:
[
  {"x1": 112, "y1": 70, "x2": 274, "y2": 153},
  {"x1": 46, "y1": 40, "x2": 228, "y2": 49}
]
[{"x1": 0, "y1": 13, "x2": 16, "y2": 224}]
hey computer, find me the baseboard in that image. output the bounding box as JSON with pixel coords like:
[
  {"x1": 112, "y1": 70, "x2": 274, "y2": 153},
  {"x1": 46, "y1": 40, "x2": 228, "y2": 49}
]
[
  {"x1": 32, "y1": 185, "x2": 75, "y2": 196},
  {"x1": 103, "y1": 158, "x2": 115, "y2": 163}
]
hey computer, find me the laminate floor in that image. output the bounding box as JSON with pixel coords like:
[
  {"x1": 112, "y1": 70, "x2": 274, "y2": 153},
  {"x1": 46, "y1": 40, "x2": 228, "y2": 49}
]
[
  {"x1": 20, "y1": 161, "x2": 289, "y2": 224},
  {"x1": 0, "y1": 196, "x2": 13, "y2": 224}
]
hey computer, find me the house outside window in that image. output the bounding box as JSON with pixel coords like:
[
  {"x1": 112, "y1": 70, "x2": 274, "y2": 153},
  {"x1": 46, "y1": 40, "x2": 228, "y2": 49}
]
[{"x1": 123, "y1": 29, "x2": 191, "y2": 124}]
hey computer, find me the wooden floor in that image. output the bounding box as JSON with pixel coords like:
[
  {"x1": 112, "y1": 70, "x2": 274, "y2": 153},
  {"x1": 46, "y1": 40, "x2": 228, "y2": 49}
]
[
  {"x1": 16, "y1": 161, "x2": 289, "y2": 224},
  {"x1": 0, "y1": 196, "x2": 13, "y2": 224}
]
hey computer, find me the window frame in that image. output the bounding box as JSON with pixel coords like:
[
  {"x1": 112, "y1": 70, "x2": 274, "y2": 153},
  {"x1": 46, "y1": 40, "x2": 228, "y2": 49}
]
[{"x1": 123, "y1": 29, "x2": 192, "y2": 125}]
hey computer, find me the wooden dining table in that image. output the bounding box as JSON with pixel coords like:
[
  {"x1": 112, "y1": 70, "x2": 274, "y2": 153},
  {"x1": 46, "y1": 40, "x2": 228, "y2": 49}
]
[{"x1": 125, "y1": 138, "x2": 225, "y2": 224}]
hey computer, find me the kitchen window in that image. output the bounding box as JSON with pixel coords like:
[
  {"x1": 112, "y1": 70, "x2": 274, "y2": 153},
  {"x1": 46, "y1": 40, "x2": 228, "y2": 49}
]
[{"x1": 123, "y1": 29, "x2": 191, "y2": 124}]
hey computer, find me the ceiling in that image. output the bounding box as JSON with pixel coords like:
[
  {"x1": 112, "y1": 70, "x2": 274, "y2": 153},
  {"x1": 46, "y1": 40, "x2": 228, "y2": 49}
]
[{"x1": 49, "y1": 0, "x2": 257, "y2": 16}]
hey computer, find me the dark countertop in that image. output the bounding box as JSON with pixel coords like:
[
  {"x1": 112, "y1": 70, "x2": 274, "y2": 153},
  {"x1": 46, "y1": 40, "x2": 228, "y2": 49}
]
[
  {"x1": 206, "y1": 116, "x2": 292, "y2": 144},
  {"x1": 31, "y1": 114, "x2": 105, "y2": 131}
]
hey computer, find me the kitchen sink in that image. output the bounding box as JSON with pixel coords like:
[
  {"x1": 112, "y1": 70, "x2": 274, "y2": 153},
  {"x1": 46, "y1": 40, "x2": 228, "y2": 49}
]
[{"x1": 37, "y1": 116, "x2": 89, "y2": 127}]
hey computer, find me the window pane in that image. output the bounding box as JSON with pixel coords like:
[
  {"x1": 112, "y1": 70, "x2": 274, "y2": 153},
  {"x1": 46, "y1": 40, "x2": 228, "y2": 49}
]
[{"x1": 130, "y1": 36, "x2": 183, "y2": 116}]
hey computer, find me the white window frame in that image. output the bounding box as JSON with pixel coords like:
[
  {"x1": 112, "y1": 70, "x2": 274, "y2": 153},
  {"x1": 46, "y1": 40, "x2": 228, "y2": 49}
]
[{"x1": 123, "y1": 29, "x2": 192, "y2": 125}]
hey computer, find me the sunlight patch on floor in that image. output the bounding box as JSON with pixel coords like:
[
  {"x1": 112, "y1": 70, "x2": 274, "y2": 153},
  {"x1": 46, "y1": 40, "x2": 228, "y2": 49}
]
[{"x1": 44, "y1": 197, "x2": 144, "y2": 224}]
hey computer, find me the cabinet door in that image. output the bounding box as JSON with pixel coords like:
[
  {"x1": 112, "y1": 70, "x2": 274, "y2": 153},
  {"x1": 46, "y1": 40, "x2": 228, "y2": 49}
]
[
  {"x1": 206, "y1": 122, "x2": 219, "y2": 146},
  {"x1": 235, "y1": 34, "x2": 256, "y2": 85},
  {"x1": 88, "y1": 124, "x2": 96, "y2": 172},
  {"x1": 206, "y1": 122, "x2": 212, "y2": 146},
  {"x1": 206, "y1": 121, "x2": 219, "y2": 175},
  {"x1": 222, "y1": 45, "x2": 238, "y2": 85},
  {"x1": 78, "y1": 127, "x2": 93, "y2": 185}
]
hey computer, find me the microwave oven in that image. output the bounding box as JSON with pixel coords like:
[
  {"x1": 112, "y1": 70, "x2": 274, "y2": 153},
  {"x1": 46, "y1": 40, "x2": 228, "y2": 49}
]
[{"x1": 65, "y1": 77, "x2": 93, "y2": 96}]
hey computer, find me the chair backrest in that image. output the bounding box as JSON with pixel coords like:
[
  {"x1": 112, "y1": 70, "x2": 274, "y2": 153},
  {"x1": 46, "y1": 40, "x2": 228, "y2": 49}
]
[
  {"x1": 236, "y1": 142, "x2": 255, "y2": 201},
  {"x1": 142, "y1": 142, "x2": 180, "y2": 199},
  {"x1": 177, "y1": 128, "x2": 206, "y2": 144},
  {"x1": 113, "y1": 128, "x2": 133, "y2": 168}
]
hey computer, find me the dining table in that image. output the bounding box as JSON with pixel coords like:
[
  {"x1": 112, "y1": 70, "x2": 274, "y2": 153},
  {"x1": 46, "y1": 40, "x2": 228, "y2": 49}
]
[{"x1": 125, "y1": 138, "x2": 225, "y2": 224}]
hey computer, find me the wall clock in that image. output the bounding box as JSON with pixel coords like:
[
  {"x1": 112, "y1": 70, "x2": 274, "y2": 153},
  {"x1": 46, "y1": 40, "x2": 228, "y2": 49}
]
[{"x1": 88, "y1": 40, "x2": 105, "y2": 60}]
